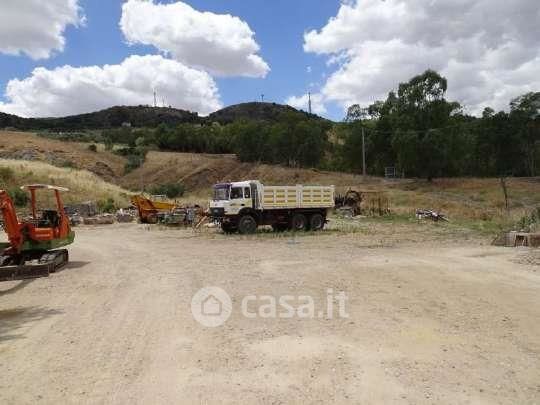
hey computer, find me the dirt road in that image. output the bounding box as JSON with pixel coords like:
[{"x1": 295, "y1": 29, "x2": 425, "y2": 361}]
[{"x1": 1, "y1": 224, "x2": 539, "y2": 404}]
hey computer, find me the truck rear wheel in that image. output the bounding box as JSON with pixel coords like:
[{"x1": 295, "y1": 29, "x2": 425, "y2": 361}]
[
  {"x1": 290, "y1": 213, "x2": 307, "y2": 232},
  {"x1": 309, "y1": 213, "x2": 324, "y2": 231},
  {"x1": 238, "y1": 215, "x2": 257, "y2": 234}
]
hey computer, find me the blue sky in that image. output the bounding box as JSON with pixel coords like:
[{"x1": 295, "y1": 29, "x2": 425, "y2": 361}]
[
  {"x1": 1, "y1": 0, "x2": 538, "y2": 119},
  {"x1": 0, "y1": 0, "x2": 345, "y2": 120}
]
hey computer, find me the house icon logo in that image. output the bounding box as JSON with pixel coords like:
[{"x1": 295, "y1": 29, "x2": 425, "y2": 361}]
[
  {"x1": 191, "y1": 286, "x2": 232, "y2": 327},
  {"x1": 201, "y1": 295, "x2": 222, "y2": 316}
]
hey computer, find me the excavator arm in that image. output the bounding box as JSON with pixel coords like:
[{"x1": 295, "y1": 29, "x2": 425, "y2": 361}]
[{"x1": 0, "y1": 190, "x2": 23, "y2": 254}]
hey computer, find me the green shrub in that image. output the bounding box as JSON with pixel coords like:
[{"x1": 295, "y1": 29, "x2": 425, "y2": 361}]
[
  {"x1": 148, "y1": 183, "x2": 185, "y2": 198},
  {"x1": 97, "y1": 197, "x2": 116, "y2": 213},
  {"x1": 124, "y1": 155, "x2": 144, "y2": 174},
  {"x1": 0, "y1": 166, "x2": 15, "y2": 183},
  {"x1": 9, "y1": 188, "x2": 29, "y2": 207}
]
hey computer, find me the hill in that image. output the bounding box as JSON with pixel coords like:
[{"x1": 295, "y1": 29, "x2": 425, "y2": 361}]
[
  {"x1": 208, "y1": 102, "x2": 326, "y2": 124},
  {"x1": 0, "y1": 106, "x2": 200, "y2": 131},
  {"x1": 0, "y1": 102, "x2": 327, "y2": 132}
]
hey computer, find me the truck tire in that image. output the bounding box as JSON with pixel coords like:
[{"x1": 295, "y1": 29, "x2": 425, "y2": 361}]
[
  {"x1": 309, "y1": 213, "x2": 324, "y2": 231},
  {"x1": 290, "y1": 213, "x2": 307, "y2": 232},
  {"x1": 238, "y1": 215, "x2": 257, "y2": 234}
]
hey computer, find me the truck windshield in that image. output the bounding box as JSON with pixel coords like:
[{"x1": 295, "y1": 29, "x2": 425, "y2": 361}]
[
  {"x1": 230, "y1": 187, "x2": 243, "y2": 199},
  {"x1": 213, "y1": 185, "x2": 230, "y2": 201}
]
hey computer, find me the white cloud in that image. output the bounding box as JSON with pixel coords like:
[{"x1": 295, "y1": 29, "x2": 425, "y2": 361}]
[
  {"x1": 0, "y1": 55, "x2": 222, "y2": 117},
  {"x1": 0, "y1": 0, "x2": 84, "y2": 59},
  {"x1": 304, "y1": 0, "x2": 540, "y2": 115},
  {"x1": 286, "y1": 93, "x2": 327, "y2": 115},
  {"x1": 120, "y1": 0, "x2": 269, "y2": 78}
]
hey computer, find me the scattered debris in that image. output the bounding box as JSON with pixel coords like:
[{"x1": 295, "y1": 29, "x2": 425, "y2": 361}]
[
  {"x1": 416, "y1": 209, "x2": 449, "y2": 222},
  {"x1": 65, "y1": 201, "x2": 98, "y2": 218},
  {"x1": 69, "y1": 213, "x2": 84, "y2": 226},
  {"x1": 335, "y1": 190, "x2": 362, "y2": 216},
  {"x1": 335, "y1": 190, "x2": 389, "y2": 217},
  {"x1": 116, "y1": 209, "x2": 135, "y2": 223}
]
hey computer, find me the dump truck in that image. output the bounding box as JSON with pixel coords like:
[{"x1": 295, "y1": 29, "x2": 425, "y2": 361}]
[{"x1": 209, "y1": 180, "x2": 335, "y2": 234}]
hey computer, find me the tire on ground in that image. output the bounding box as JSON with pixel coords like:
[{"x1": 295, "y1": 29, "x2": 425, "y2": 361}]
[
  {"x1": 290, "y1": 213, "x2": 308, "y2": 232},
  {"x1": 238, "y1": 215, "x2": 257, "y2": 234},
  {"x1": 309, "y1": 213, "x2": 325, "y2": 231}
]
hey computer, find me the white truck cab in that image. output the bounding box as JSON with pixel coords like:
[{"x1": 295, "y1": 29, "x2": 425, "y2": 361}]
[{"x1": 210, "y1": 180, "x2": 260, "y2": 217}]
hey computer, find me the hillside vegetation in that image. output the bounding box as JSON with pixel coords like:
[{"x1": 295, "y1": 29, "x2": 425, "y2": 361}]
[{"x1": 0, "y1": 159, "x2": 131, "y2": 208}]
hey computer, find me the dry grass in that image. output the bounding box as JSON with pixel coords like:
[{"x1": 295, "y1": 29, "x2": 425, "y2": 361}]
[
  {"x1": 0, "y1": 159, "x2": 131, "y2": 207},
  {"x1": 384, "y1": 178, "x2": 540, "y2": 231}
]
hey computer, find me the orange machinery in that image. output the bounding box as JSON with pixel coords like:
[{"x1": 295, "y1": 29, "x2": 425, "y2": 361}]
[
  {"x1": 0, "y1": 184, "x2": 75, "y2": 281},
  {"x1": 130, "y1": 194, "x2": 177, "y2": 224}
]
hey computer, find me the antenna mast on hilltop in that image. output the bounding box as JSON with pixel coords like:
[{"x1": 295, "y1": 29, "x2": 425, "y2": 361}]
[
  {"x1": 261, "y1": 94, "x2": 265, "y2": 103},
  {"x1": 308, "y1": 92, "x2": 312, "y2": 114},
  {"x1": 153, "y1": 89, "x2": 157, "y2": 107}
]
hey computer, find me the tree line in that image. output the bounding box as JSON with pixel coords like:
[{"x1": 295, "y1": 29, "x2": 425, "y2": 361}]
[
  {"x1": 339, "y1": 70, "x2": 539, "y2": 179},
  {"x1": 96, "y1": 70, "x2": 538, "y2": 179},
  {"x1": 101, "y1": 112, "x2": 331, "y2": 169}
]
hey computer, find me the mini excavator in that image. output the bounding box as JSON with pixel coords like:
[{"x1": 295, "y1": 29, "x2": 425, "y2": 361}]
[{"x1": 0, "y1": 184, "x2": 75, "y2": 282}]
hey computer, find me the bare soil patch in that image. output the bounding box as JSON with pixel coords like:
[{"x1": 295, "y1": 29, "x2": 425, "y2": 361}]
[{"x1": 0, "y1": 224, "x2": 538, "y2": 404}]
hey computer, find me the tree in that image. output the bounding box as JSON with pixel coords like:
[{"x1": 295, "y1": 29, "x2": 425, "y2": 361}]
[
  {"x1": 345, "y1": 104, "x2": 369, "y2": 122},
  {"x1": 369, "y1": 70, "x2": 463, "y2": 179},
  {"x1": 510, "y1": 92, "x2": 540, "y2": 176}
]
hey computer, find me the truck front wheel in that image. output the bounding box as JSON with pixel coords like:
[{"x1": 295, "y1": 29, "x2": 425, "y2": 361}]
[
  {"x1": 290, "y1": 213, "x2": 307, "y2": 232},
  {"x1": 238, "y1": 215, "x2": 257, "y2": 234}
]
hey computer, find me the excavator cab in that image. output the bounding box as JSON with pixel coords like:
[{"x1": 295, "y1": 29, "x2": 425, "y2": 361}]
[{"x1": 0, "y1": 184, "x2": 75, "y2": 282}]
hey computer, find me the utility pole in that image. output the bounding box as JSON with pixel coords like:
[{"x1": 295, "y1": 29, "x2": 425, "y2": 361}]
[
  {"x1": 308, "y1": 92, "x2": 312, "y2": 114},
  {"x1": 153, "y1": 89, "x2": 157, "y2": 108},
  {"x1": 140, "y1": 155, "x2": 144, "y2": 192},
  {"x1": 362, "y1": 126, "x2": 367, "y2": 179},
  {"x1": 261, "y1": 94, "x2": 265, "y2": 103}
]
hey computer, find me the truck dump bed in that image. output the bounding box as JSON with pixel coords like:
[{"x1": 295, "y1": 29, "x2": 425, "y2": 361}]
[{"x1": 261, "y1": 185, "x2": 335, "y2": 210}]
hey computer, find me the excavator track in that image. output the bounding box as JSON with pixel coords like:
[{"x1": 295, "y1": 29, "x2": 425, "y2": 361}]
[{"x1": 0, "y1": 249, "x2": 69, "y2": 282}]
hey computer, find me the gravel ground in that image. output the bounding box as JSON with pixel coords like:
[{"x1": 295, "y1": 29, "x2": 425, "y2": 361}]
[{"x1": 0, "y1": 224, "x2": 539, "y2": 404}]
